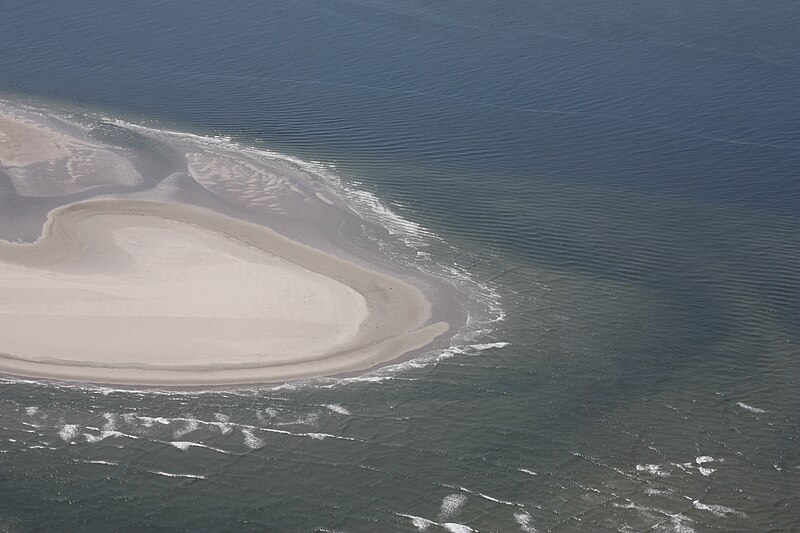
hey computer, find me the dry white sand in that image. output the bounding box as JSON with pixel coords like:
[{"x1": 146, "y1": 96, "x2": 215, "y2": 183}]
[{"x1": 0, "y1": 200, "x2": 448, "y2": 386}]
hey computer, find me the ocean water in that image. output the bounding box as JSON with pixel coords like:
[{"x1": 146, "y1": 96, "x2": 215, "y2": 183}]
[{"x1": 0, "y1": 1, "x2": 798, "y2": 531}]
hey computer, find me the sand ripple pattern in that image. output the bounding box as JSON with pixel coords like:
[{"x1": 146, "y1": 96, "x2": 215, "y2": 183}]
[
  {"x1": 186, "y1": 151, "x2": 300, "y2": 213},
  {"x1": 0, "y1": 111, "x2": 142, "y2": 197}
]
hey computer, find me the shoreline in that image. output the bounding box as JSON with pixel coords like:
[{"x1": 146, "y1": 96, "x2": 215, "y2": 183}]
[{"x1": 0, "y1": 199, "x2": 450, "y2": 387}]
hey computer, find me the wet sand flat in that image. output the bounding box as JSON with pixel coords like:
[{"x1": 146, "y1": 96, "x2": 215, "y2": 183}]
[{"x1": 0, "y1": 109, "x2": 142, "y2": 196}]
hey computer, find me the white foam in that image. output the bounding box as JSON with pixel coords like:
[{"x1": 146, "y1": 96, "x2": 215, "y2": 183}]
[
  {"x1": 85, "y1": 430, "x2": 139, "y2": 443},
  {"x1": 25, "y1": 406, "x2": 38, "y2": 416},
  {"x1": 412, "y1": 517, "x2": 434, "y2": 531},
  {"x1": 82, "y1": 459, "x2": 118, "y2": 466},
  {"x1": 329, "y1": 375, "x2": 396, "y2": 385},
  {"x1": 666, "y1": 514, "x2": 696, "y2": 533},
  {"x1": 306, "y1": 431, "x2": 360, "y2": 442},
  {"x1": 444, "y1": 484, "x2": 524, "y2": 507},
  {"x1": 59, "y1": 424, "x2": 79, "y2": 441},
  {"x1": 693, "y1": 500, "x2": 745, "y2": 518},
  {"x1": 137, "y1": 416, "x2": 171, "y2": 427},
  {"x1": 736, "y1": 402, "x2": 767, "y2": 414},
  {"x1": 613, "y1": 500, "x2": 674, "y2": 527},
  {"x1": 439, "y1": 493, "x2": 467, "y2": 519},
  {"x1": 517, "y1": 468, "x2": 538, "y2": 476},
  {"x1": 275, "y1": 413, "x2": 320, "y2": 427},
  {"x1": 477, "y1": 491, "x2": 520, "y2": 506},
  {"x1": 442, "y1": 524, "x2": 474, "y2": 533},
  {"x1": 169, "y1": 441, "x2": 230, "y2": 455},
  {"x1": 166, "y1": 415, "x2": 243, "y2": 436},
  {"x1": 101, "y1": 413, "x2": 118, "y2": 431},
  {"x1": 396, "y1": 514, "x2": 435, "y2": 532},
  {"x1": 212, "y1": 414, "x2": 233, "y2": 434},
  {"x1": 469, "y1": 342, "x2": 511, "y2": 351},
  {"x1": 241, "y1": 428, "x2": 265, "y2": 449},
  {"x1": 173, "y1": 419, "x2": 200, "y2": 439},
  {"x1": 636, "y1": 464, "x2": 669, "y2": 477},
  {"x1": 514, "y1": 512, "x2": 537, "y2": 533},
  {"x1": 212, "y1": 422, "x2": 233, "y2": 434},
  {"x1": 699, "y1": 467, "x2": 716, "y2": 476},
  {"x1": 260, "y1": 427, "x2": 294, "y2": 437},
  {"x1": 84, "y1": 431, "x2": 114, "y2": 443},
  {"x1": 695, "y1": 456, "x2": 714, "y2": 464},
  {"x1": 148, "y1": 470, "x2": 206, "y2": 480},
  {"x1": 324, "y1": 404, "x2": 351, "y2": 416},
  {"x1": 338, "y1": 185, "x2": 434, "y2": 243}
]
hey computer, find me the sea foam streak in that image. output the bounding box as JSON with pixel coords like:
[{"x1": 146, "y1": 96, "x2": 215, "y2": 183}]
[
  {"x1": 148, "y1": 470, "x2": 206, "y2": 480},
  {"x1": 736, "y1": 402, "x2": 767, "y2": 413},
  {"x1": 170, "y1": 441, "x2": 231, "y2": 455}
]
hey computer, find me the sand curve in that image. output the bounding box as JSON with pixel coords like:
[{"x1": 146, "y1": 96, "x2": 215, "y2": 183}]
[{"x1": 0, "y1": 199, "x2": 449, "y2": 387}]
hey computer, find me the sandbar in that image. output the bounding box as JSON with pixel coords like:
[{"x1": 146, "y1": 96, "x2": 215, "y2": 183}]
[{"x1": 0, "y1": 199, "x2": 449, "y2": 387}]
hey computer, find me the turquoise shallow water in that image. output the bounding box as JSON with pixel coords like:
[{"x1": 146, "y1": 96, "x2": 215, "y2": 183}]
[{"x1": 0, "y1": 1, "x2": 799, "y2": 531}]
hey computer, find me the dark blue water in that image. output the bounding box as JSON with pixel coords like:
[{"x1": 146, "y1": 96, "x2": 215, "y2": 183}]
[{"x1": 0, "y1": 1, "x2": 798, "y2": 531}]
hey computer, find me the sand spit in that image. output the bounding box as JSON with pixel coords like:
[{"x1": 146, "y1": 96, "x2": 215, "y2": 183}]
[{"x1": 0, "y1": 199, "x2": 449, "y2": 386}]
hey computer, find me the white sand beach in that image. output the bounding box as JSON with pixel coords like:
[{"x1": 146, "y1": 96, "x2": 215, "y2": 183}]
[{"x1": 0, "y1": 199, "x2": 448, "y2": 386}]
